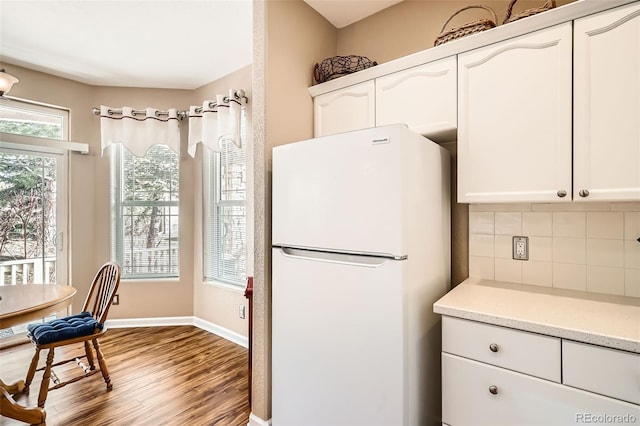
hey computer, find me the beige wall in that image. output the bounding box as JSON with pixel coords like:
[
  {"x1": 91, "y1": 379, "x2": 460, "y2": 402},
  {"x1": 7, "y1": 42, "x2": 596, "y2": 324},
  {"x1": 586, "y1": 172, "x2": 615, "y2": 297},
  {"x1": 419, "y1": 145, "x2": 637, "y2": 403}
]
[
  {"x1": 192, "y1": 65, "x2": 252, "y2": 336},
  {"x1": 250, "y1": 0, "x2": 337, "y2": 420},
  {"x1": 337, "y1": 0, "x2": 576, "y2": 62},
  {"x1": 0, "y1": 61, "x2": 218, "y2": 321},
  {"x1": 90, "y1": 86, "x2": 195, "y2": 319}
]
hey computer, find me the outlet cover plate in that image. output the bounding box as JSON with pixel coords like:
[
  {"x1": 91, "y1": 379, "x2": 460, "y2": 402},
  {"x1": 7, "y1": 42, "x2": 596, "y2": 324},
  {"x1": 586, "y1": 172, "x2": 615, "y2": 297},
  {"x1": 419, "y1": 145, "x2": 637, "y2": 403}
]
[{"x1": 513, "y1": 236, "x2": 529, "y2": 260}]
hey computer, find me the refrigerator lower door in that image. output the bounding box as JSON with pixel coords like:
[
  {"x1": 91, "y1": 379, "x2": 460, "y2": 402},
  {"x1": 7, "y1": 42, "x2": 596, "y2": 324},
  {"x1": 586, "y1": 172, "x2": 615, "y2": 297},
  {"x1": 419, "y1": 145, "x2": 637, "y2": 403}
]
[{"x1": 272, "y1": 247, "x2": 406, "y2": 426}]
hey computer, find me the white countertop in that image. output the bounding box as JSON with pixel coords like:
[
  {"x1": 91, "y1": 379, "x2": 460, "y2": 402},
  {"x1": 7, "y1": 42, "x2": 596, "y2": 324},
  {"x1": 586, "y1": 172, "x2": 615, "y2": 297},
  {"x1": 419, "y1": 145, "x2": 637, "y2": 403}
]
[
  {"x1": 433, "y1": 278, "x2": 640, "y2": 353},
  {"x1": 309, "y1": 0, "x2": 639, "y2": 97}
]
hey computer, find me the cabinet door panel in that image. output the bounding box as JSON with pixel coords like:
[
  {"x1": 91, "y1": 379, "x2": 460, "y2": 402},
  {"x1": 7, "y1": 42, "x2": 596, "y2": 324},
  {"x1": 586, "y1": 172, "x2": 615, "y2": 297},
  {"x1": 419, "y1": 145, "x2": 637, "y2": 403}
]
[
  {"x1": 376, "y1": 56, "x2": 457, "y2": 141},
  {"x1": 457, "y1": 23, "x2": 572, "y2": 203},
  {"x1": 313, "y1": 81, "x2": 375, "y2": 137},
  {"x1": 442, "y1": 353, "x2": 639, "y2": 426},
  {"x1": 574, "y1": 2, "x2": 640, "y2": 201}
]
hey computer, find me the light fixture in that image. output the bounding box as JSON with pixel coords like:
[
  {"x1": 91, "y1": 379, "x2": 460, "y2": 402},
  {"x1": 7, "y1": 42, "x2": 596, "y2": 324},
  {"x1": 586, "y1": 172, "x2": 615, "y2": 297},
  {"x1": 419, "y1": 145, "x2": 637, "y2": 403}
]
[{"x1": 0, "y1": 69, "x2": 19, "y2": 96}]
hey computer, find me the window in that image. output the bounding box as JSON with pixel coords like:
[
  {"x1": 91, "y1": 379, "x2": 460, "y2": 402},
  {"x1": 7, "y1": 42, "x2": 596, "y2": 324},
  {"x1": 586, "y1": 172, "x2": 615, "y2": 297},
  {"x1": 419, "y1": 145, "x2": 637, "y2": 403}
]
[
  {"x1": 0, "y1": 98, "x2": 69, "y2": 140},
  {"x1": 204, "y1": 139, "x2": 246, "y2": 286},
  {"x1": 111, "y1": 144, "x2": 179, "y2": 278}
]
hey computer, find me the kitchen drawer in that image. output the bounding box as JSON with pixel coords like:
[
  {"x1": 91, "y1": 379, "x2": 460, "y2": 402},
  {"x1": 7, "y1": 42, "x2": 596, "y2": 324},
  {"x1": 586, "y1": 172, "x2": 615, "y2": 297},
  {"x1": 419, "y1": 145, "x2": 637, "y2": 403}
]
[
  {"x1": 563, "y1": 340, "x2": 640, "y2": 405},
  {"x1": 442, "y1": 353, "x2": 640, "y2": 426},
  {"x1": 442, "y1": 316, "x2": 560, "y2": 381}
]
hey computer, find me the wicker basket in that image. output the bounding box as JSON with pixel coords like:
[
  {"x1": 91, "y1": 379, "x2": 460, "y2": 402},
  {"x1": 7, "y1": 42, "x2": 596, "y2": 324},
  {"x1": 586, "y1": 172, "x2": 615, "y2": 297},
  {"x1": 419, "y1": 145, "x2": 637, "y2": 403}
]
[
  {"x1": 434, "y1": 5, "x2": 498, "y2": 46},
  {"x1": 313, "y1": 56, "x2": 377, "y2": 84},
  {"x1": 503, "y1": 0, "x2": 556, "y2": 24}
]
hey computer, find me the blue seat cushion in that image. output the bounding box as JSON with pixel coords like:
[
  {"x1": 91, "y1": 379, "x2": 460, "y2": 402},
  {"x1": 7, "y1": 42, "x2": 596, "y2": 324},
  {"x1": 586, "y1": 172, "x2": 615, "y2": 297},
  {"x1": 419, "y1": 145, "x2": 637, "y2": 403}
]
[{"x1": 27, "y1": 311, "x2": 102, "y2": 345}]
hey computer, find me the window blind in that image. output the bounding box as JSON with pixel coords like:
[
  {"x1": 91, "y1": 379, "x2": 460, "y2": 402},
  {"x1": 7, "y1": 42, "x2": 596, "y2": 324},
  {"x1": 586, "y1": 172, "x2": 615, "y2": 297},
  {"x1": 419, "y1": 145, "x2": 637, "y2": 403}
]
[{"x1": 204, "y1": 137, "x2": 246, "y2": 286}]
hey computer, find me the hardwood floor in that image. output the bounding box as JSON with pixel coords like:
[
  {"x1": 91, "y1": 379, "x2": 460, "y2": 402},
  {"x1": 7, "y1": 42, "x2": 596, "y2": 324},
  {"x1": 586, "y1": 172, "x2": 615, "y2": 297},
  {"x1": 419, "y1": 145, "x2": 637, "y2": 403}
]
[{"x1": 0, "y1": 326, "x2": 250, "y2": 426}]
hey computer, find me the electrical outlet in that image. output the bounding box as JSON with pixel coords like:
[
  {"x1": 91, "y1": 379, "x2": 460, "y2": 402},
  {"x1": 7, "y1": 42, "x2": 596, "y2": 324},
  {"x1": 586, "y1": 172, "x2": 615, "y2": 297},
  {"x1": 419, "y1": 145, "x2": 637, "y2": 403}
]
[
  {"x1": 239, "y1": 305, "x2": 246, "y2": 319},
  {"x1": 112, "y1": 294, "x2": 120, "y2": 305},
  {"x1": 512, "y1": 236, "x2": 529, "y2": 260}
]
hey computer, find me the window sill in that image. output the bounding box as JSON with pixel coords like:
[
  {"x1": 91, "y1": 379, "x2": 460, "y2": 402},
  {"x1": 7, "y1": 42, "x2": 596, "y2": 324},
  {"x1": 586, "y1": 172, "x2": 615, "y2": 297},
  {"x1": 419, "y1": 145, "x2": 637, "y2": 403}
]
[
  {"x1": 121, "y1": 277, "x2": 180, "y2": 285},
  {"x1": 203, "y1": 280, "x2": 246, "y2": 293}
]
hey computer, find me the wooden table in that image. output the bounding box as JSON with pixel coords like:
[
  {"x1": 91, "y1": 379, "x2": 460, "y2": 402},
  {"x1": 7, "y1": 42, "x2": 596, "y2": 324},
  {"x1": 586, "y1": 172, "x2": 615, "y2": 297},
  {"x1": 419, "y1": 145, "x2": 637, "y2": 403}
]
[{"x1": 0, "y1": 284, "x2": 76, "y2": 425}]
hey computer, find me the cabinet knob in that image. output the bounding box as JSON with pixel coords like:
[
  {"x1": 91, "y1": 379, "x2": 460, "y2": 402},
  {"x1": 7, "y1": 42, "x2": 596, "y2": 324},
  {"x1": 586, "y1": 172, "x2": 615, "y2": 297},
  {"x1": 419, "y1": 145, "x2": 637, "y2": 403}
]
[
  {"x1": 489, "y1": 343, "x2": 499, "y2": 353},
  {"x1": 557, "y1": 190, "x2": 567, "y2": 198},
  {"x1": 489, "y1": 385, "x2": 499, "y2": 395},
  {"x1": 579, "y1": 189, "x2": 590, "y2": 198}
]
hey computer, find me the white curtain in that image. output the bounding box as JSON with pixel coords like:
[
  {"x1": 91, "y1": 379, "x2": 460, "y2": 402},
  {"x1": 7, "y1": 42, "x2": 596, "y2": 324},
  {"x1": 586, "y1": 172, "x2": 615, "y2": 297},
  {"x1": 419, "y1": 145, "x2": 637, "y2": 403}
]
[
  {"x1": 99, "y1": 106, "x2": 180, "y2": 156},
  {"x1": 187, "y1": 89, "x2": 244, "y2": 157}
]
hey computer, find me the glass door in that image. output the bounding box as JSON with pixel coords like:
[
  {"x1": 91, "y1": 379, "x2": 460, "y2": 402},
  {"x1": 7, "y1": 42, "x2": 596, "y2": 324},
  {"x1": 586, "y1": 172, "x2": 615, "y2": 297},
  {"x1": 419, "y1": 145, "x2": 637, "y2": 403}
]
[{"x1": 0, "y1": 147, "x2": 68, "y2": 337}]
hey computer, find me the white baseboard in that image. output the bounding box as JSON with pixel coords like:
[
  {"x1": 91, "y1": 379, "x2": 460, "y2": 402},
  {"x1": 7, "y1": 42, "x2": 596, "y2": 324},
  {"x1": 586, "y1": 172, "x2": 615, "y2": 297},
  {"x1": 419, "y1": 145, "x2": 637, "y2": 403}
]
[
  {"x1": 247, "y1": 413, "x2": 272, "y2": 426},
  {"x1": 105, "y1": 316, "x2": 248, "y2": 348},
  {"x1": 193, "y1": 317, "x2": 248, "y2": 348},
  {"x1": 106, "y1": 316, "x2": 193, "y2": 328}
]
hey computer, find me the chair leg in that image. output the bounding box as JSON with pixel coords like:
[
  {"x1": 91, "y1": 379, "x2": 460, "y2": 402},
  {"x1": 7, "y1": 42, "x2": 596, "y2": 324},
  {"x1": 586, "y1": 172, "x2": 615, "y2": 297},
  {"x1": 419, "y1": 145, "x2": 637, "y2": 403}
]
[
  {"x1": 37, "y1": 349, "x2": 55, "y2": 408},
  {"x1": 24, "y1": 348, "x2": 42, "y2": 392},
  {"x1": 84, "y1": 340, "x2": 96, "y2": 370},
  {"x1": 92, "y1": 339, "x2": 112, "y2": 391}
]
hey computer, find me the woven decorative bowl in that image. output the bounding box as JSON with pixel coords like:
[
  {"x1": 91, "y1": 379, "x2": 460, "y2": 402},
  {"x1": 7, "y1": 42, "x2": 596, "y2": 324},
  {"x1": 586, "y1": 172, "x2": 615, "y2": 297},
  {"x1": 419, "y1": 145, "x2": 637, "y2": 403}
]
[
  {"x1": 503, "y1": 0, "x2": 556, "y2": 24},
  {"x1": 313, "y1": 56, "x2": 377, "y2": 84},
  {"x1": 434, "y1": 5, "x2": 498, "y2": 46}
]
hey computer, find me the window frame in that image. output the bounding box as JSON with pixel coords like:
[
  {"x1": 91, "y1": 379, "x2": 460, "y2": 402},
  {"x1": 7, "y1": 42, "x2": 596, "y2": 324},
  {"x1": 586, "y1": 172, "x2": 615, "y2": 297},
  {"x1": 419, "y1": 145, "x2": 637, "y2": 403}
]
[
  {"x1": 0, "y1": 98, "x2": 71, "y2": 288},
  {"x1": 0, "y1": 97, "x2": 69, "y2": 141},
  {"x1": 110, "y1": 144, "x2": 180, "y2": 280},
  {"x1": 203, "y1": 143, "x2": 247, "y2": 288}
]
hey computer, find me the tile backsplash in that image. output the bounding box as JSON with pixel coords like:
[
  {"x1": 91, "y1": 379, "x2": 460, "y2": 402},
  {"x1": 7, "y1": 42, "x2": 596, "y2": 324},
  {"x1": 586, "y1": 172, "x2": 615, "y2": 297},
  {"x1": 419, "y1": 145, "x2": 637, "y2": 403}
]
[{"x1": 468, "y1": 202, "x2": 640, "y2": 298}]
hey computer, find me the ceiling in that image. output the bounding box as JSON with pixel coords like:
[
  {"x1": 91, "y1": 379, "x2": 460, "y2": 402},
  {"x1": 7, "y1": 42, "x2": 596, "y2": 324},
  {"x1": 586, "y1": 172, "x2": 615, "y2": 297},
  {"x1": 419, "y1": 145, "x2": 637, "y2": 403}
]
[
  {"x1": 0, "y1": 0, "x2": 253, "y2": 90},
  {"x1": 0, "y1": 0, "x2": 401, "y2": 90},
  {"x1": 303, "y1": 0, "x2": 404, "y2": 29}
]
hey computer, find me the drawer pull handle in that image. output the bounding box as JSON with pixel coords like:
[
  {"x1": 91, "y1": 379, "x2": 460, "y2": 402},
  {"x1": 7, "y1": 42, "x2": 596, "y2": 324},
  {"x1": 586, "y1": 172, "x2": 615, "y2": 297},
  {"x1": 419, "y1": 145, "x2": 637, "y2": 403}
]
[
  {"x1": 489, "y1": 343, "x2": 499, "y2": 352},
  {"x1": 489, "y1": 385, "x2": 499, "y2": 395},
  {"x1": 557, "y1": 190, "x2": 567, "y2": 198}
]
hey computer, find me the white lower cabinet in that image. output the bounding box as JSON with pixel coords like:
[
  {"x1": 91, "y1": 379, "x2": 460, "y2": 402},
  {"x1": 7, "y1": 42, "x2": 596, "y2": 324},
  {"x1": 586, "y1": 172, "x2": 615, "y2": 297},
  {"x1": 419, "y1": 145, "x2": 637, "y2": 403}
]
[
  {"x1": 441, "y1": 317, "x2": 640, "y2": 426},
  {"x1": 563, "y1": 340, "x2": 640, "y2": 405},
  {"x1": 442, "y1": 353, "x2": 638, "y2": 426},
  {"x1": 442, "y1": 316, "x2": 561, "y2": 382}
]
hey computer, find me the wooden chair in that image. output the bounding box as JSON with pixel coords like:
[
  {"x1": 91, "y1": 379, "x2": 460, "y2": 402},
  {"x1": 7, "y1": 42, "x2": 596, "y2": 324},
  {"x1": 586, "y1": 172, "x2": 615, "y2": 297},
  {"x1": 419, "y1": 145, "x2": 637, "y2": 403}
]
[{"x1": 23, "y1": 262, "x2": 121, "y2": 408}]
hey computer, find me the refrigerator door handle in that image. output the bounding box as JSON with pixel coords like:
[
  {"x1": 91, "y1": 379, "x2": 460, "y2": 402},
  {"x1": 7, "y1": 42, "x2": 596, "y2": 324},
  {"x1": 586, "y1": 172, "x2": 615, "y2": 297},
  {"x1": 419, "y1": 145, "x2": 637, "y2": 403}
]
[{"x1": 277, "y1": 246, "x2": 402, "y2": 267}]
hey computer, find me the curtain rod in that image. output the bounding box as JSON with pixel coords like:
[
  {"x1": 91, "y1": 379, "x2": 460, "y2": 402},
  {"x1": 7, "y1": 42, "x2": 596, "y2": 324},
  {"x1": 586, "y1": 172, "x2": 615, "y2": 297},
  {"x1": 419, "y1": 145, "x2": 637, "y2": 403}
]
[{"x1": 91, "y1": 89, "x2": 248, "y2": 120}]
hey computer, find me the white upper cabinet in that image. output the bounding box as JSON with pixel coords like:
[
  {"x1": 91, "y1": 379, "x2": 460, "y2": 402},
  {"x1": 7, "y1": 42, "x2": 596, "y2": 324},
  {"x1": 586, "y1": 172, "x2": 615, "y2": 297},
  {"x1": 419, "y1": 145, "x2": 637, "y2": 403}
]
[
  {"x1": 457, "y1": 23, "x2": 573, "y2": 203},
  {"x1": 313, "y1": 80, "x2": 375, "y2": 138},
  {"x1": 376, "y1": 56, "x2": 457, "y2": 141},
  {"x1": 573, "y1": 2, "x2": 640, "y2": 202}
]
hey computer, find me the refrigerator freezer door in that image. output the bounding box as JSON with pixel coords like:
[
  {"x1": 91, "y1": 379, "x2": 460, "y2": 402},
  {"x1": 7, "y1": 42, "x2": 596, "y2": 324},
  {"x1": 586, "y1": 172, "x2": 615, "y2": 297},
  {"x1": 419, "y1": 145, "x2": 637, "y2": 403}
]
[
  {"x1": 271, "y1": 247, "x2": 406, "y2": 426},
  {"x1": 272, "y1": 125, "x2": 410, "y2": 257}
]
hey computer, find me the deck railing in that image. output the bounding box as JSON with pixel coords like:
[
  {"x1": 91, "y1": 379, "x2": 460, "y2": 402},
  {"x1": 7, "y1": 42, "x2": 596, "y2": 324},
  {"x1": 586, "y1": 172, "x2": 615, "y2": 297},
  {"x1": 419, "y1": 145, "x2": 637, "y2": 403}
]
[
  {"x1": 0, "y1": 257, "x2": 56, "y2": 285},
  {"x1": 124, "y1": 247, "x2": 179, "y2": 275},
  {"x1": 1, "y1": 246, "x2": 179, "y2": 284}
]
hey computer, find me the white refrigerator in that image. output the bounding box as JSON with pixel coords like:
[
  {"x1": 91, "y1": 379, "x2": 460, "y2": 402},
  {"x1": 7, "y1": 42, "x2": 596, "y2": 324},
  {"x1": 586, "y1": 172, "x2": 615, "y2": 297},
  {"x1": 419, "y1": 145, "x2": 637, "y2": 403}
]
[{"x1": 271, "y1": 124, "x2": 451, "y2": 426}]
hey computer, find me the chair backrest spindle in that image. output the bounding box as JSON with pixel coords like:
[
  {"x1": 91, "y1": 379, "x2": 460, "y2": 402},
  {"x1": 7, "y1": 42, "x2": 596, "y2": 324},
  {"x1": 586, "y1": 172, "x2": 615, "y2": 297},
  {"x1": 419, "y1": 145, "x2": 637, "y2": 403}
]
[{"x1": 81, "y1": 262, "x2": 121, "y2": 325}]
